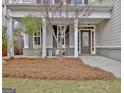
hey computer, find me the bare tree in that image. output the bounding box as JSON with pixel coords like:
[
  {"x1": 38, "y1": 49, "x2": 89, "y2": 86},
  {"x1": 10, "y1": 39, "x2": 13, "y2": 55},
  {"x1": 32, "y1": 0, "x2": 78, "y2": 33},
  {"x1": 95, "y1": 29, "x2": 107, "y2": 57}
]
[{"x1": 31, "y1": 0, "x2": 95, "y2": 59}]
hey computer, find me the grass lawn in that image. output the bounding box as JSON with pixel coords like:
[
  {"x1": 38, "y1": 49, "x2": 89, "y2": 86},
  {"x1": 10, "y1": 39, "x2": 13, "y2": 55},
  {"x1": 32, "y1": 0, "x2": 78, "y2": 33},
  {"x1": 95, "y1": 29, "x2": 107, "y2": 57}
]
[{"x1": 3, "y1": 78, "x2": 120, "y2": 93}]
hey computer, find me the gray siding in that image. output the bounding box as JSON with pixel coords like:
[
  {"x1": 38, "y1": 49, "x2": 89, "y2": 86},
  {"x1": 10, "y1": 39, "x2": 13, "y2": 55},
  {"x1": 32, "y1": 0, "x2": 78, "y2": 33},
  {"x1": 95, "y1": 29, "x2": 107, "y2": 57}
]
[
  {"x1": 101, "y1": 0, "x2": 114, "y2": 5},
  {"x1": 96, "y1": 48, "x2": 121, "y2": 61},
  {"x1": 46, "y1": 29, "x2": 53, "y2": 48},
  {"x1": 28, "y1": 35, "x2": 33, "y2": 48},
  {"x1": 96, "y1": 0, "x2": 121, "y2": 61},
  {"x1": 70, "y1": 24, "x2": 74, "y2": 47},
  {"x1": 95, "y1": 24, "x2": 100, "y2": 46},
  {"x1": 97, "y1": 0, "x2": 121, "y2": 46}
]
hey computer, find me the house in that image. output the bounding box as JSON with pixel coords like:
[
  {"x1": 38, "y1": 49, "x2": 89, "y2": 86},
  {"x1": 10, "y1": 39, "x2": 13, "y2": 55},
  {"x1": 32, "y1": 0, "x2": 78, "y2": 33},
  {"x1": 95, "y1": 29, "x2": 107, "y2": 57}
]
[{"x1": 5, "y1": 0, "x2": 121, "y2": 61}]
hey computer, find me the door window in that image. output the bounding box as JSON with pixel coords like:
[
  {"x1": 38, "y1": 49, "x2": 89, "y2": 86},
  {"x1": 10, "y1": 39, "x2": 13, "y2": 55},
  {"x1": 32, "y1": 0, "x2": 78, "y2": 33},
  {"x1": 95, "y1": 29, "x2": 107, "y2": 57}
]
[
  {"x1": 33, "y1": 29, "x2": 41, "y2": 48},
  {"x1": 82, "y1": 32, "x2": 89, "y2": 46}
]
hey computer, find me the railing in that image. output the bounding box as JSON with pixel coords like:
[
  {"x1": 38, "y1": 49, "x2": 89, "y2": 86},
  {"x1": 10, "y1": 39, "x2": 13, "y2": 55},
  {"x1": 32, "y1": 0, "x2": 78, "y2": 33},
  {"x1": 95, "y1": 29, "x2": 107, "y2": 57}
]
[{"x1": 8, "y1": 0, "x2": 97, "y2": 5}]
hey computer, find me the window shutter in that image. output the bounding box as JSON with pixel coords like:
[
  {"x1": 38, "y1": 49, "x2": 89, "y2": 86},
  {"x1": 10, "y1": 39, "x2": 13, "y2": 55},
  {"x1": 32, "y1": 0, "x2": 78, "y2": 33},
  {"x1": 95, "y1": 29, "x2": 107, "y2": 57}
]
[{"x1": 53, "y1": 25, "x2": 57, "y2": 48}]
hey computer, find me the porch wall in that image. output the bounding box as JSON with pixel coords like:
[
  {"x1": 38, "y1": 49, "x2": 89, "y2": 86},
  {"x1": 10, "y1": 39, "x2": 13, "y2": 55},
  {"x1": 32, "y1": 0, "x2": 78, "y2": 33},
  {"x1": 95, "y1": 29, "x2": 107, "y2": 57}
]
[
  {"x1": 23, "y1": 24, "x2": 75, "y2": 56},
  {"x1": 70, "y1": 24, "x2": 75, "y2": 47},
  {"x1": 95, "y1": 24, "x2": 100, "y2": 46},
  {"x1": 96, "y1": 48, "x2": 121, "y2": 61},
  {"x1": 46, "y1": 48, "x2": 74, "y2": 56},
  {"x1": 46, "y1": 23, "x2": 75, "y2": 56},
  {"x1": 28, "y1": 35, "x2": 33, "y2": 48},
  {"x1": 96, "y1": 0, "x2": 121, "y2": 61},
  {"x1": 46, "y1": 29, "x2": 53, "y2": 48}
]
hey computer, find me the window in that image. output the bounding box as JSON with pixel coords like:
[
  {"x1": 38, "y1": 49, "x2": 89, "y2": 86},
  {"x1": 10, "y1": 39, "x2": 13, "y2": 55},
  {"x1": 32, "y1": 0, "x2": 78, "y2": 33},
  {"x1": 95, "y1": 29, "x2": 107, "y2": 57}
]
[
  {"x1": 54, "y1": 0, "x2": 71, "y2": 4},
  {"x1": 82, "y1": 32, "x2": 89, "y2": 46},
  {"x1": 84, "y1": 0, "x2": 88, "y2": 4},
  {"x1": 44, "y1": 0, "x2": 53, "y2": 4},
  {"x1": 22, "y1": 0, "x2": 33, "y2": 3},
  {"x1": 73, "y1": 0, "x2": 82, "y2": 4},
  {"x1": 33, "y1": 30, "x2": 41, "y2": 46},
  {"x1": 36, "y1": 0, "x2": 41, "y2": 3},
  {"x1": 36, "y1": 0, "x2": 53, "y2": 4},
  {"x1": 54, "y1": 0, "x2": 59, "y2": 4},
  {"x1": 72, "y1": 0, "x2": 89, "y2": 4}
]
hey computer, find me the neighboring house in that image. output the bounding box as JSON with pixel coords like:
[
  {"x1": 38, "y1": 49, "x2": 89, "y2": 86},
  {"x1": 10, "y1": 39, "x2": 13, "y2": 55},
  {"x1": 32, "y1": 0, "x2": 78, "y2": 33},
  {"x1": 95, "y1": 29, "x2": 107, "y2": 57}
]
[
  {"x1": 6, "y1": 0, "x2": 121, "y2": 61},
  {"x1": 2, "y1": 0, "x2": 7, "y2": 30},
  {"x1": 2, "y1": 0, "x2": 8, "y2": 56}
]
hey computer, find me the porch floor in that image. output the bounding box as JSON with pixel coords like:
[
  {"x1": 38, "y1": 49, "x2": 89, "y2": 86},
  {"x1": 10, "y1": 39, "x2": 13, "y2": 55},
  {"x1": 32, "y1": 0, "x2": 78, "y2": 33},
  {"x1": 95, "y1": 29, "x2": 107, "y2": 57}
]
[{"x1": 2, "y1": 55, "x2": 76, "y2": 60}]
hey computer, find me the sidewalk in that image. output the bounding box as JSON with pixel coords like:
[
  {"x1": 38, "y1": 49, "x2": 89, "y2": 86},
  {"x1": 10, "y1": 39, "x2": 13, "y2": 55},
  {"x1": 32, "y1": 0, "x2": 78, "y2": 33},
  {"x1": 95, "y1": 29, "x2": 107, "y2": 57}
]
[{"x1": 79, "y1": 55, "x2": 121, "y2": 78}]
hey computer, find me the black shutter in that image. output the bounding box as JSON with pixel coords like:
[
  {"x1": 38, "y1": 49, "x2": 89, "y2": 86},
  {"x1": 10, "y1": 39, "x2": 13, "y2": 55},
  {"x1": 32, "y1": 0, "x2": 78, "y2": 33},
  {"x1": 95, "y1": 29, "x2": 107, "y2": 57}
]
[
  {"x1": 65, "y1": 26, "x2": 69, "y2": 46},
  {"x1": 53, "y1": 25, "x2": 57, "y2": 48}
]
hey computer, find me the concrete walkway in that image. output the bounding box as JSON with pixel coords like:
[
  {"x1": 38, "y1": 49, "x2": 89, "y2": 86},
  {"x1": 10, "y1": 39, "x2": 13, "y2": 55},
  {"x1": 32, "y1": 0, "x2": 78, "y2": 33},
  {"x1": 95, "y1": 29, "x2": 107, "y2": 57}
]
[{"x1": 79, "y1": 55, "x2": 121, "y2": 78}]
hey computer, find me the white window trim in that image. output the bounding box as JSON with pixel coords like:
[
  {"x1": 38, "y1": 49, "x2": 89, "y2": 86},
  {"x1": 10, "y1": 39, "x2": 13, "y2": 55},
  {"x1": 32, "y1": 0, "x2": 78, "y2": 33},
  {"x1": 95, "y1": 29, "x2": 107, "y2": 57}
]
[{"x1": 33, "y1": 29, "x2": 41, "y2": 48}]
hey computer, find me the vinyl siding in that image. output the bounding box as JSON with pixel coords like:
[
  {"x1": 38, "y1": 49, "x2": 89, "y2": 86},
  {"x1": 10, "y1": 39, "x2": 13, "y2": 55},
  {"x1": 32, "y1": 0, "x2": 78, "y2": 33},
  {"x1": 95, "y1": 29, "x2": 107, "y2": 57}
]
[
  {"x1": 70, "y1": 24, "x2": 74, "y2": 47},
  {"x1": 95, "y1": 24, "x2": 100, "y2": 46},
  {"x1": 28, "y1": 35, "x2": 33, "y2": 48},
  {"x1": 101, "y1": 0, "x2": 114, "y2": 5},
  {"x1": 97, "y1": 0, "x2": 121, "y2": 46},
  {"x1": 46, "y1": 30, "x2": 53, "y2": 48}
]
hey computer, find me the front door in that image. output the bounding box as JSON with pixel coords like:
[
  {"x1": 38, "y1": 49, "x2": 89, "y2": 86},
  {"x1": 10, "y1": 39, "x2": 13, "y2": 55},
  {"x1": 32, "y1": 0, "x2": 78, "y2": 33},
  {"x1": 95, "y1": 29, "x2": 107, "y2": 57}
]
[{"x1": 81, "y1": 30, "x2": 91, "y2": 54}]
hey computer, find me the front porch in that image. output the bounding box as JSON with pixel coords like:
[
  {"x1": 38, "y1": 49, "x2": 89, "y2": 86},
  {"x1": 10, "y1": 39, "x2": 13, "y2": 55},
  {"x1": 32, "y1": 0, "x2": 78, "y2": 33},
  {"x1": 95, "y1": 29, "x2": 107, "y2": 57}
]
[
  {"x1": 6, "y1": 3, "x2": 113, "y2": 58},
  {"x1": 22, "y1": 24, "x2": 96, "y2": 57}
]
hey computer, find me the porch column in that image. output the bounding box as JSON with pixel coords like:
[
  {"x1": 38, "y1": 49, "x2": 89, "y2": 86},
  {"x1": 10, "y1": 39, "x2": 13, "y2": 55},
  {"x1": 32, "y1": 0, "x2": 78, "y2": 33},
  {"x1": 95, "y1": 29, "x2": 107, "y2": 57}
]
[
  {"x1": 24, "y1": 33, "x2": 29, "y2": 48},
  {"x1": 74, "y1": 18, "x2": 78, "y2": 57},
  {"x1": 7, "y1": 17, "x2": 14, "y2": 58},
  {"x1": 42, "y1": 18, "x2": 46, "y2": 58}
]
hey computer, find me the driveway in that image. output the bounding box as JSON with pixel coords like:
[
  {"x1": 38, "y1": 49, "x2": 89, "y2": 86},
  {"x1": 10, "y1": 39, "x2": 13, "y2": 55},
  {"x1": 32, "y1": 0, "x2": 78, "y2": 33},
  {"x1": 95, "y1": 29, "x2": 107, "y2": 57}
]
[{"x1": 79, "y1": 55, "x2": 121, "y2": 78}]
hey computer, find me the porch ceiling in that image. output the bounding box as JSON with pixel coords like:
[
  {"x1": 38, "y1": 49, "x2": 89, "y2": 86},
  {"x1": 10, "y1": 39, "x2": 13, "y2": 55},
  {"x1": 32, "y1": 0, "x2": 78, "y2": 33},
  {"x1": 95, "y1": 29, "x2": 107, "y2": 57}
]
[
  {"x1": 78, "y1": 18, "x2": 104, "y2": 24},
  {"x1": 7, "y1": 4, "x2": 113, "y2": 19},
  {"x1": 15, "y1": 17, "x2": 103, "y2": 25},
  {"x1": 7, "y1": 4, "x2": 113, "y2": 12}
]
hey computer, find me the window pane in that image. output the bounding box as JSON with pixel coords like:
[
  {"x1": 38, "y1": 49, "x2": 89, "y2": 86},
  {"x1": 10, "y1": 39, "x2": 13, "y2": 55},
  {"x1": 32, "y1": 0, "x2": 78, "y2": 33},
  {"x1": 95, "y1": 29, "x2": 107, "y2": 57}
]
[
  {"x1": 62, "y1": 37, "x2": 64, "y2": 44},
  {"x1": 37, "y1": 32, "x2": 40, "y2": 36},
  {"x1": 73, "y1": 0, "x2": 82, "y2": 4},
  {"x1": 22, "y1": 0, "x2": 32, "y2": 2},
  {"x1": 66, "y1": 0, "x2": 71, "y2": 4},
  {"x1": 37, "y1": 37, "x2": 40, "y2": 45},
  {"x1": 58, "y1": 37, "x2": 61, "y2": 43},
  {"x1": 84, "y1": 0, "x2": 88, "y2": 4},
  {"x1": 36, "y1": 0, "x2": 41, "y2": 3},
  {"x1": 82, "y1": 32, "x2": 89, "y2": 46},
  {"x1": 34, "y1": 37, "x2": 40, "y2": 45},
  {"x1": 42, "y1": 0, "x2": 52, "y2": 4},
  {"x1": 34, "y1": 31, "x2": 41, "y2": 36},
  {"x1": 34, "y1": 32, "x2": 37, "y2": 36},
  {"x1": 92, "y1": 31, "x2": 94, "y2": 51},
  {"x1": 34, "y1": 37, "x2": 37, "y2": 45}
]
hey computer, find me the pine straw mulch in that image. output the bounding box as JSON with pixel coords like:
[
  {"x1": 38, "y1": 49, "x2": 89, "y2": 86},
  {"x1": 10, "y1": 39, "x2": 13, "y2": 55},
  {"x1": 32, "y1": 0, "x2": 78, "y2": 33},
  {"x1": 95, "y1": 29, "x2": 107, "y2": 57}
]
[{"x1": 2, "y1": 58, "x2": 116, "y2": 80}]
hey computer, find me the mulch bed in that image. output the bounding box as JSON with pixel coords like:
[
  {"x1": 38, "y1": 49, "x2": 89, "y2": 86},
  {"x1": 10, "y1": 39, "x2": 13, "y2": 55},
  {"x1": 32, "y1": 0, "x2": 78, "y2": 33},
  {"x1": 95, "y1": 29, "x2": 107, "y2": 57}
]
[{"x1": 3, "y1": 58, "x2": 116, "y2": 80}]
